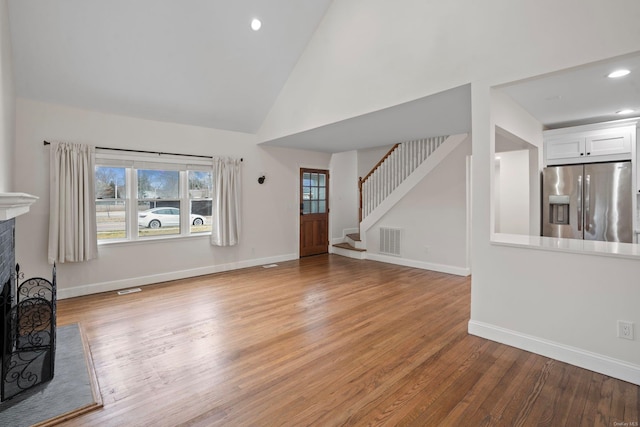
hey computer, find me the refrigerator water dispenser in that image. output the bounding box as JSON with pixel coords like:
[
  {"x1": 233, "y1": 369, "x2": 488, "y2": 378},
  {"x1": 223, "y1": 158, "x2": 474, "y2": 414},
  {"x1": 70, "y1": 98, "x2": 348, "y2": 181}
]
[{"x1": 548, "y1": 195, "x2": 570, "y2": 225}]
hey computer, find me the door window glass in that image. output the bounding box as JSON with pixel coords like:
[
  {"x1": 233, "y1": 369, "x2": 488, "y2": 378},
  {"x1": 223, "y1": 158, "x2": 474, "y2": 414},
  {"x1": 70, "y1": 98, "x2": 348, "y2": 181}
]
[{"x1": 302, "y1": 172, "x2": 327, "y2": 214}]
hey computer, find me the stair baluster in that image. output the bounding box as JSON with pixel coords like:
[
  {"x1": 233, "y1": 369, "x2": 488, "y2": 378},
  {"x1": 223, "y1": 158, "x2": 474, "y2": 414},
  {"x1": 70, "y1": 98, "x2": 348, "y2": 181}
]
[{"x1": 358, "y1": 135, "x2": 450, "y2": 222}]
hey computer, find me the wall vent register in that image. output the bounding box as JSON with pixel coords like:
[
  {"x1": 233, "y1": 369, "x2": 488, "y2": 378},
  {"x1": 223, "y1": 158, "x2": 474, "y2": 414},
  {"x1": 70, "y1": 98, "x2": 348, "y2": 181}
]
[{"x1": 379, "y1": 227, "x2": 401, "y2": 256}]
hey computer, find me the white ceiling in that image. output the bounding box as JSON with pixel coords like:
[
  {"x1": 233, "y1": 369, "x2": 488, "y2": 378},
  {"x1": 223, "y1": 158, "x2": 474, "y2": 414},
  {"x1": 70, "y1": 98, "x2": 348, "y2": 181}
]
[
  {"x1": 261, "y1": 85, "x2": 472, "y2": 153},
  {"x1": 7, "y1": 0, "x2": 332, "y2": 133},
  {"x1": 7, "y1": 2, "x2": 639, "y2": 153},
  {"x1": 500, "y1": 51, "x2": 640, "y2": 129}
]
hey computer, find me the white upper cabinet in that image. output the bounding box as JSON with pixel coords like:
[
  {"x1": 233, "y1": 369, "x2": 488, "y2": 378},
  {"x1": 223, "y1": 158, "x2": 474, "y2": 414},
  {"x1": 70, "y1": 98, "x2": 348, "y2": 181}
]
[
  {"x1": 585, "y1": 129, "x2": 631, "y2": 157},
  {"x1": 544, "y1": 119, "x2": 637, "y2": 166},
  {"x1": 545, "y1": 135, "x2": 585, "y2": 161}
]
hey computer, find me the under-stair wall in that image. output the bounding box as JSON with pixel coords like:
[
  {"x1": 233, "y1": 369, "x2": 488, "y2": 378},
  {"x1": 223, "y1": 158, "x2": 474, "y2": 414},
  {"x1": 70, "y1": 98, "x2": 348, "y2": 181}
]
[
  {"x1": 360, "y1": 133, "x2": 468, "y2": 232},
  {"x1": 331, "y1": 133, "x2": 471, "y2": 275},
  {"x1": 360, "y1": 136, "x2": 448, "y2": 222},
  {"x1": 364, "y1": 135, "x2": 471, "y2": 275}
]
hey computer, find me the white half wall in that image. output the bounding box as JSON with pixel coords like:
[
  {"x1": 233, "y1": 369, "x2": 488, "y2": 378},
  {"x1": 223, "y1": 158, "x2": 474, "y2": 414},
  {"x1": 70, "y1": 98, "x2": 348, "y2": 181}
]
[
  {"x1": 0, "y1": 0, "x2": 15, "y2": 192},
  {"x1": 365, "y1": 136, "x2": 471, "y2": 274},
  {"x1": 14, "y1": 99, "x2": 331, "y2": 298},
  {"x1": 471, "y1": 86, "x2": 640, "y2": 385}
]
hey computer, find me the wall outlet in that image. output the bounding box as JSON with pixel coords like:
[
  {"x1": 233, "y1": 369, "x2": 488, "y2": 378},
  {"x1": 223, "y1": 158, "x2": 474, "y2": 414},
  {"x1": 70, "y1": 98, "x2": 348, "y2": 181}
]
[{"x1": 617, "y1": 320, "x2": 634, "y2": 340}]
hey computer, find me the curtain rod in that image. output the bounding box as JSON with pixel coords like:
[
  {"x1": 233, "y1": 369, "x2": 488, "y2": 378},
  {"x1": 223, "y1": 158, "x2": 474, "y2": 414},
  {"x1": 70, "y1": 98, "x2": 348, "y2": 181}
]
[{"x1": 43, "y1": 141, "x2": 243, "y2": 162}]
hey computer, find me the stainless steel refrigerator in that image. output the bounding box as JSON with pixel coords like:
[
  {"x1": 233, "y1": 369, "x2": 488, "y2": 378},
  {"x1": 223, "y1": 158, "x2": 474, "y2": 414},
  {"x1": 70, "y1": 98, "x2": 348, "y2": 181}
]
[{"x1": 542, "y1": 161, "x2": 633, "y2": 242}]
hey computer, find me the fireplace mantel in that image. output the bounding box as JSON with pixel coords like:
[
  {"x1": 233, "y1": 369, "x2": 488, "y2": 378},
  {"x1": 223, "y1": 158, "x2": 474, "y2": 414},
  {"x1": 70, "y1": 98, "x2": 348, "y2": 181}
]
[{"x1": 0, "y1": 193, "x2": 39, "y2": 221}]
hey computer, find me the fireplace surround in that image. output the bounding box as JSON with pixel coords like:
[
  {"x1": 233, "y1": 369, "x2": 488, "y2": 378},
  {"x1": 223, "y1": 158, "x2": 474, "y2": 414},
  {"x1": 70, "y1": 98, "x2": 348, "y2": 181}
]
[
  {"x1": 0, "y1": 218, "x2": 15, "y2": 386},
  {"x1": 0, "y1": 193, "x2": 56, "y2": 402}
]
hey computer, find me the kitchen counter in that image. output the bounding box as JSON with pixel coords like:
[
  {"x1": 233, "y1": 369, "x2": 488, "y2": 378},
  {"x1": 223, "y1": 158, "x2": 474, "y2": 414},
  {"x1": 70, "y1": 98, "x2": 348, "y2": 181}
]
[{"x1": 491, "y1": 233, "x2": 640, "y2": 260}]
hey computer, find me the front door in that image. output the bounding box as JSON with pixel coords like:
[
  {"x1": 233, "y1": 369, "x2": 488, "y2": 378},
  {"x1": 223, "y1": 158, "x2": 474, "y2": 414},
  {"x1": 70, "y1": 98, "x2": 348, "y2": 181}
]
[{"x1": 300, "y1": 169, "x2": 329, "y2": 257}]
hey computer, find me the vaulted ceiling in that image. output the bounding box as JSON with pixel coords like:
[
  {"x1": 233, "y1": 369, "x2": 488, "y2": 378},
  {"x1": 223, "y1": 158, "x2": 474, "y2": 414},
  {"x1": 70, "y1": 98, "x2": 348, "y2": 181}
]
[
  {"x1": 7, "y1": 1, "x2": 639, "y2": 153},
  {"x1": 8, "y1": 0, "x2": 332, "y2": 133}
]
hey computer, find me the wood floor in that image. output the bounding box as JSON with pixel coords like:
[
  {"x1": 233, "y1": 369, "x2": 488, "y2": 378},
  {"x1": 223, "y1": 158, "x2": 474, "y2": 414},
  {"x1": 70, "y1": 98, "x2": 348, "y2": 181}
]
[{"x1": 56, "y1": 255, "x2": 639, "y2": 426}]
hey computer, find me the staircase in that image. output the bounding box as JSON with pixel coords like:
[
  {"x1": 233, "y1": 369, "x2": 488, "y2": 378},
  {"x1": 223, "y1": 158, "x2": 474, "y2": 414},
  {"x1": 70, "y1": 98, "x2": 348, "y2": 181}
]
[
  {"x1": 332, "y1": 233, "x2": 366, "y2": 259},
  {"x1": 359, "y1": 136, "x2": 447, "y2": 222},
  {"x1": 332, "y1": 133, "x2": 468, "y2": 258}
]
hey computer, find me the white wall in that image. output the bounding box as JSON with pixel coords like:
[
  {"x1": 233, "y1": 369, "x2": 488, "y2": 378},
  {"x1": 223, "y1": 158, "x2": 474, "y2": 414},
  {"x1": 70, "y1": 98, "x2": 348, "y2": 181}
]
[
  {"x1": 258, "y1": 0, "x2": 640, "y2": 382},
  {"x1": 329, "y1": 150, "x2": 358, "y2": 241},
  {"x1": 259, "y1": 0, "x2": 640, "y2": 142},
  {"x1": 357, "y1": 144, "x2": 394, "y2": 179},
  {"x1": 14, "y1": 99, "x2": 331, "y2": 298},
  {"x1": 471, "y1": 87, "x2": 640, "y2": 382},
  {"x1": 0, "y1": 0, "x2": 14, "y2": 192},
  {"x1": 365, "y1": 137, "x2": 470, "y2": 273},
  {"x1": 8, "y1": 0, "x2": 640, "y2": 382},
  {"x1": 495, "y1": 150, "x2": 529, "y2": 235}
]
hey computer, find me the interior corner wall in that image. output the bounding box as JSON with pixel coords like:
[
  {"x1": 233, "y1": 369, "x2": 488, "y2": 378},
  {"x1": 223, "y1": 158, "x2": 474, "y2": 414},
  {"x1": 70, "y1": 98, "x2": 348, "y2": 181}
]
[
  {"x1": 0, "y1": 0, "x2": 15, "y2": 192},
  {"x1": 365, "y1": 137, "x2": 471, "y2": 273},
  {"x1": 528, "y1": 145, "x2": 541, "y2": 236},
  {"x1": 495, "y1": 150, "x2": 530, "y2": 235},
  {"x1": 329, "y1": 150, "x2": 358, "y2": 241},
  {"x1": 13, "y1": 99, "x2": 331, "y2": 298}
]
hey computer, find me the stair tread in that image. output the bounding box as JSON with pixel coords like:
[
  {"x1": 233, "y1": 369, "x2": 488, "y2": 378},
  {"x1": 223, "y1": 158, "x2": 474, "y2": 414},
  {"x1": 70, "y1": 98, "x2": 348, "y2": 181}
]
[
  {"x1": 333, "y1": 242, "x2": 366, "y2": 252},
  {"x1": 346, "y1": 233, "x2": 361, "y2": 241}
]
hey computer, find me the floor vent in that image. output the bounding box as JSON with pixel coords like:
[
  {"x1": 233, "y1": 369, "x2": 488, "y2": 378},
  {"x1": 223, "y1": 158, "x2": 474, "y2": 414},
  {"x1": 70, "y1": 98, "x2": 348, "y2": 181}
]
[
  {"x1": 117, "y1": 288, "x2": 142, "y2": 295},
  {"x1": 379, "y1": 227, "x2": 401, "y2": 256}
]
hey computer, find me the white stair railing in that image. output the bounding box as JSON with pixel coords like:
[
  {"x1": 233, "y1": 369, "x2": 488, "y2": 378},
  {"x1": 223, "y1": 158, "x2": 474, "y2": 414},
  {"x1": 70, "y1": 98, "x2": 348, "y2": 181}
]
[{"x1": 359, "y1": 135, "x2": 448, "y2": 221}]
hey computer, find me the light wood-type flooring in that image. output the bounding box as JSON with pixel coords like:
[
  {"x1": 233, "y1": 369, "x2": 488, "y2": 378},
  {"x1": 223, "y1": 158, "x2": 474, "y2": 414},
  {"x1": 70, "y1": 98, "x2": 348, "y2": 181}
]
[{"x1": 57, "y1": 254, "x2": 639, "y2": 426}]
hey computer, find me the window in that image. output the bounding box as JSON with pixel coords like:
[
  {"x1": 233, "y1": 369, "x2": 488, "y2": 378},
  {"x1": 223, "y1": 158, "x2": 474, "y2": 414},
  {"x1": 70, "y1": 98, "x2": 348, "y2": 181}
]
[
  {"x1": 95, "y1": 152, "x2": 213, "y2": 243},
  {"x1": 188, "y1": 170, "x2": 213, "y2": 234},
  {"x1": 95, "y1": 166, "x2": 127, "y2": 240},
  {"x1": 137, "y1": 169, "x2": 181, "y2": 237}
]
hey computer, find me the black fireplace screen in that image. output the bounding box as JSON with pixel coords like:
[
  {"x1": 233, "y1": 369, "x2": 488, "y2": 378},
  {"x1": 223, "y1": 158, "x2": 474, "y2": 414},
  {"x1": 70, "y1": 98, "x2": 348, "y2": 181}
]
[{"x1": 1, "y1": 264, "x2": 56, "y2": 401}]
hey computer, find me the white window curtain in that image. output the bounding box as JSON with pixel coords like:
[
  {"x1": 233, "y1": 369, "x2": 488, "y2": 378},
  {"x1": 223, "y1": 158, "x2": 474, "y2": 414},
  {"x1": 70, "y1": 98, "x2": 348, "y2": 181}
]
[
  {"x1": 211, "y1": 157, "x2": 241, "y2": 246},
  {"x1": 48, "y1": 142, "x2": 98, "y2": 263}
]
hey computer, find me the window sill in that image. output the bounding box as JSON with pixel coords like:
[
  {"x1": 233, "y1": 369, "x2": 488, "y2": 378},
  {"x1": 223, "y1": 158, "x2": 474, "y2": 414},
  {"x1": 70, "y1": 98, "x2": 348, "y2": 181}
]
[
  {"x1": 98, "y1": 232, "x2": 212, "y2": 247},
  {"x1": 491, "y1": 233, "x2": 640, "y2": 260}
]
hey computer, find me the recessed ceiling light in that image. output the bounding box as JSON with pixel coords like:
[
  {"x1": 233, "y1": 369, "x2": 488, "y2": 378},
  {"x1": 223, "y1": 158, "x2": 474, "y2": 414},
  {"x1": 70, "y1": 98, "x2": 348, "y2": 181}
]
[
  {"x1": 616, "y1": 109, "x2": 635, "y2": 115},
  {"x1": 608, "y1": 69, "x2": 630, "y2": 78},
  {"x1": 251, "y1": 18, "x2": 262, "y2": 31}
]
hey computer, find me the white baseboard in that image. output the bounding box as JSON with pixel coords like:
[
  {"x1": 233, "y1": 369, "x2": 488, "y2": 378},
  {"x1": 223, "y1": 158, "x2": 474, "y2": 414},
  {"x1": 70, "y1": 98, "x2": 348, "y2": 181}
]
[
  {"x1": 365, "y1": 252, "x2": 470, "y2": 276},
  {"x1": 57, "y1": 253, "x2": 298, "y2": 299},
  {"x1": 468, "y1": 320, "x2": 640, "y2": 386}
]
